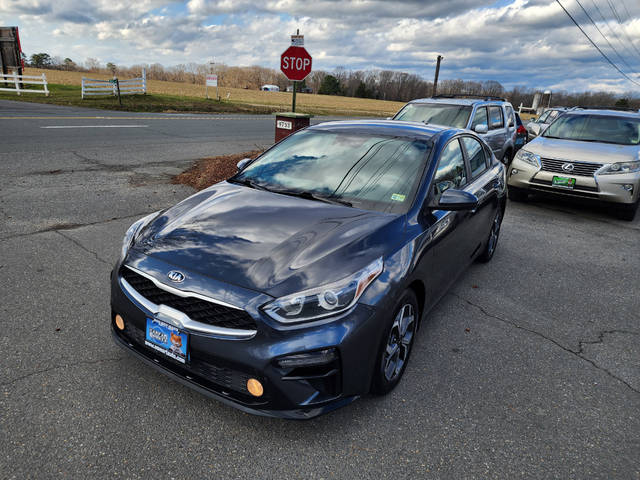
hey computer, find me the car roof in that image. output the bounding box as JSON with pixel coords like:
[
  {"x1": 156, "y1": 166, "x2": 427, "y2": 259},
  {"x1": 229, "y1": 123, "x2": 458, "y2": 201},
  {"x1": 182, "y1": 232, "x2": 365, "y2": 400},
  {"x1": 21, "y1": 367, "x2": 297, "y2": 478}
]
[
  {"x1": 308, "y1": 119, "x2": 455, "y2": 140},
  {"x1": 407, "y1": 97, "x2": 508, "y2": 107},
  {"x1": 564, "y1": 108, "x2": 640, "y2": 118}
]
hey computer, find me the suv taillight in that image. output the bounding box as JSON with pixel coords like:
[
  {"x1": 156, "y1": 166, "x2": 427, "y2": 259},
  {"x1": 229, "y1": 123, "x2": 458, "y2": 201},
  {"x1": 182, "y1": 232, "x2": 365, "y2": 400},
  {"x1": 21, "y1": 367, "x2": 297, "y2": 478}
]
[{"x1": 517, "y1": 125, "x2": 527, "y2": 134}]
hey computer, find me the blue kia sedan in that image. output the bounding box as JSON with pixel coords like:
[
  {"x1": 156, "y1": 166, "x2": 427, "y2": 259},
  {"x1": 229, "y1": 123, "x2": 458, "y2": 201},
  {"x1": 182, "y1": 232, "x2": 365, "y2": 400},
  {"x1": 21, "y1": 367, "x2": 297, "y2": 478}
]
[{"x1": 111, "y1": 120, "x2": 507, "y2": 418}]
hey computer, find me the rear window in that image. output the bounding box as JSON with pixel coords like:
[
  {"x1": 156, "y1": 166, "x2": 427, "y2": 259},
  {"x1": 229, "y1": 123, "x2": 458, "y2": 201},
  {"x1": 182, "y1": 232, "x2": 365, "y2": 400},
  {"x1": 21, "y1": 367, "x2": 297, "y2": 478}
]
[
  {"x1": 462, "y1": 137, "x2": 487, "y2": 177},
  {"x1": 394, "y1": 103, "x2": 472, "y2": 129}
]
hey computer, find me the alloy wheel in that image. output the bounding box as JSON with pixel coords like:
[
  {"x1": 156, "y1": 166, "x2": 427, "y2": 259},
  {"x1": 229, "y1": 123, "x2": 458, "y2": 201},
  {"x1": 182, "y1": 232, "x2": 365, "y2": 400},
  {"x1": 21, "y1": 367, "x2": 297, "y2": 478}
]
[
  {"x1": 486, "y1": 209, "x2": 503, "y2": 257},
  {"x1": 382, "y1": 303, "x2": 416, "y2": 382}
]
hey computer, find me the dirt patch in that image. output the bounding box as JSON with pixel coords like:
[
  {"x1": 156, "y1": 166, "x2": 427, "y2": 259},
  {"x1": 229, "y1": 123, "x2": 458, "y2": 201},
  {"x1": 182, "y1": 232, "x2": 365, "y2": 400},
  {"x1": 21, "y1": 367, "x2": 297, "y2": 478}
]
[{"x1": 172, "y1": 150, "x2": 264, "y2": 191}]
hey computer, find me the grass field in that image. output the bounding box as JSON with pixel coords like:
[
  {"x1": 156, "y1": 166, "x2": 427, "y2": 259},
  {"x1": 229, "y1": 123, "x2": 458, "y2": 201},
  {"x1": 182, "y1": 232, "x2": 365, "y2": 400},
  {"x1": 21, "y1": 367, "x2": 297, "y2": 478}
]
[{"x1": 0, "y1": 68, "x2": 405, "y2": 116}]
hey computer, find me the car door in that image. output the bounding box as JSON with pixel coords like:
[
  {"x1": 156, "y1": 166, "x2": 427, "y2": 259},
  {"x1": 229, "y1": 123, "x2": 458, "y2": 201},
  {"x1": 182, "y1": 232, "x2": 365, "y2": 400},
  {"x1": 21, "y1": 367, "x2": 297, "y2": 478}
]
[
  {"x1": 421, "y1": 137, "x2": 471, "y2": 303},
  {"x1": 484, "y1": 105, "x2": 507, "y2": 159},
  {"x1": 460, "y1": 136, "x2": 500, "y2": 257}
]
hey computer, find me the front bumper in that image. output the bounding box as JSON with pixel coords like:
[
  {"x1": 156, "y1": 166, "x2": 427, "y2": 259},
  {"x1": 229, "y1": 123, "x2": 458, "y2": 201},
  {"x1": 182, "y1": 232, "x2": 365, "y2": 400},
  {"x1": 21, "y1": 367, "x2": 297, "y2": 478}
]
[
  {"x1": 507, "y1": 159, "x2": 640, "y2": 205},
  {"x1": 110, "y1": 255, "x2": 386, "y2": 419}
]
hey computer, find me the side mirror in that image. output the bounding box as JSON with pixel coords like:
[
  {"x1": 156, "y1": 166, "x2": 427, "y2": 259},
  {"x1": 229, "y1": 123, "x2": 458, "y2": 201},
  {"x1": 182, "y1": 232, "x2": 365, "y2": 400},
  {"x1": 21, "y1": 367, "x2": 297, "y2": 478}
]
[
  {"x1": 474, "y1": 124, "x2": 488, "y2": 134},
  {"x1": 530, "y1": 123, "x2": 541, "y2": 136},
  {"x1": 237, "y1": 158, "x2": 251, "y2": 171},
  {"x1": 429, "y1": 189, "x2": 479, "y2": 211}
]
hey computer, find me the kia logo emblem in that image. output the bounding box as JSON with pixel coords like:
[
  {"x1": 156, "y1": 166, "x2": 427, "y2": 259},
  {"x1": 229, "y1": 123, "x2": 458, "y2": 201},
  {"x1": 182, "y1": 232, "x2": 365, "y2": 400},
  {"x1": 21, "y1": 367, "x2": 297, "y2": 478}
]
[
  {"x1": 561, "y1": 163, "x2": 574, "y2": 172},
  {"x1": 167, "y1": 270, "x2": 185, "y2": 283}
]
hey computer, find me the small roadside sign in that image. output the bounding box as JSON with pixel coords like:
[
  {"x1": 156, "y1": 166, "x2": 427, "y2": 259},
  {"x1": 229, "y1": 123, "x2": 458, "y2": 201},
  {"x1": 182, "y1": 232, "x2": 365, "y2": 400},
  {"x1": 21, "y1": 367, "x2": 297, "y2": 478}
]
[
  {"x1": 291, "y1": 35, "x2": 304, "y2": 47},
  {"x1": 205, "y1": 74, "x2": 218, "y2": 99}
]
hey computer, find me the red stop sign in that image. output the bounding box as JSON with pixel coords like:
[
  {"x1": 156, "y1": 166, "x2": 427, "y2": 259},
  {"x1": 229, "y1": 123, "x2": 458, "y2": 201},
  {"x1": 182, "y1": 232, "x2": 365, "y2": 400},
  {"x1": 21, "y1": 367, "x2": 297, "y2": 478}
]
[{"x1": 280, "y1": 46, "x2": 312, "y2": 81}]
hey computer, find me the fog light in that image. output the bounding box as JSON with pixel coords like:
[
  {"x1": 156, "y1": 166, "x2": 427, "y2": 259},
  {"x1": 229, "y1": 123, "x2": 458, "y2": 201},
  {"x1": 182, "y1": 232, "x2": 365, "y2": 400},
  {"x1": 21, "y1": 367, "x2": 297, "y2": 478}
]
[
  {"x1": 511, "y1": 168, "x2": 519, "y2": 175},
  {"x1": 115, "y1": 314, "x2": 125, "y2": 330},
  {"x1": 247, "y1": 378, "x2": 264, "y2": 397},
  {"x1": 622, "y1": 184, "x2": 633, "y2": 192},
  {"x1": 276, "y1": 348, "x2": 338, "y2": 368}
]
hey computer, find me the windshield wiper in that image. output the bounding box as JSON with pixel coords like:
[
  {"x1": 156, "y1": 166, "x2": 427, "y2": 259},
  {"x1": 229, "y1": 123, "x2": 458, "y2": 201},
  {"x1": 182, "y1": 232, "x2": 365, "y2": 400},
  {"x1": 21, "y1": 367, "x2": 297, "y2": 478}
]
[
  {"x1": 229, "y1": 177, "x2": 269, "y2": 191},
  {"x1": 270, "y1": 188, "x2": 352, "y2": 207}
]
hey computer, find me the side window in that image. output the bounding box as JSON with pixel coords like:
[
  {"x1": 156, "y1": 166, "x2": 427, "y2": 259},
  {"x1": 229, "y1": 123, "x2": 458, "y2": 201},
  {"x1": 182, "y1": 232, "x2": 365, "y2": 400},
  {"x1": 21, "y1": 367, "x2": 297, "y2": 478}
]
[
  {"x1": 488, "y1": 106, "x2": 504, "y2": 129},
  {"x1": 471, "y1": 107, "x2": 488, "y2": 130},
  {"x1": 462, "y1": 137, "x2": 487, "y2": 177},
  {"x1": 505, "y1": 106, "x2": 514, "y2": 127},
  {"x1": 548, "y1": 110, "x2": 559, "y2": 121},
  {"x1": 537, "y1": 111, "x2": 550, "y2": 123},
  {"x1": 433, "y1": 139, "x2": 467, "y2": 195}
]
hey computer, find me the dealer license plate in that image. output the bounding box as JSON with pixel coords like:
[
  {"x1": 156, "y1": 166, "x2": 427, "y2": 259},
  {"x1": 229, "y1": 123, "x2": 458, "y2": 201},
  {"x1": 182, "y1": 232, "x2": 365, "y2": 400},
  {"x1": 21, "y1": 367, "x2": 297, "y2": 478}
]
[
  {"x1": 145, "y1": 317, "x2": 188, "y2": 364},
  {"x1": 552, "y1": 176, "x2": 576, "y2": 189}
]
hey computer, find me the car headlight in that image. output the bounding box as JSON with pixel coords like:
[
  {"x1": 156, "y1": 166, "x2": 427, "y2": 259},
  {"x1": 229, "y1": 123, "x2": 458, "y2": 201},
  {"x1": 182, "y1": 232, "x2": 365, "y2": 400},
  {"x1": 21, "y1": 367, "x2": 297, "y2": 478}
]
[
  {"x1": 514, "y1": 149, "x2": 541, "y2": 168},
  {"x1": 598, "y1": 161, "x2": 640, "y2": 175},
  {"x1": 121, "y1": 211, "x2": 160, "y2": 260},
  {"x1": 263, "y1": 257, "x2": 384, "y2": 324}
]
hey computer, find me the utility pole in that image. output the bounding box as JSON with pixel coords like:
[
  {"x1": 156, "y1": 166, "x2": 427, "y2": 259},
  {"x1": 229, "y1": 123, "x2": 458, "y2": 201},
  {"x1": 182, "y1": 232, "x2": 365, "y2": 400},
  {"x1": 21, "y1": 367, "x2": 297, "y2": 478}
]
[
  {"x1": 292, "y1": 29, "x2": 299, "y2": 113},
  {"x1": 432, "y1": 55, "x2": 443, "y2": 97}
]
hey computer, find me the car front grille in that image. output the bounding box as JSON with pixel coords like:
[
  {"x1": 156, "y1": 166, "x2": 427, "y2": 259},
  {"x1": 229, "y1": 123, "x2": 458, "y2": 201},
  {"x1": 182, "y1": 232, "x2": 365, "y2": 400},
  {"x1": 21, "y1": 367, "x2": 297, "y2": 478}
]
[
  {"x1": 119, "y1": 266, "x2": 257, "y2": 331},
  {"x1": 540, "y1": 158, "x2": 602, "y2": 177}
]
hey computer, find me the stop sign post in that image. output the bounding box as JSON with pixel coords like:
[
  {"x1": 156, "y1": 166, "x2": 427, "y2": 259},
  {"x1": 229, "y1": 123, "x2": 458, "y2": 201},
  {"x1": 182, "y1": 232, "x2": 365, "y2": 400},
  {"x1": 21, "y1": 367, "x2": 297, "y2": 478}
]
[{"x1": 280, "y1": 45, "x2": 312, "y2": 112}]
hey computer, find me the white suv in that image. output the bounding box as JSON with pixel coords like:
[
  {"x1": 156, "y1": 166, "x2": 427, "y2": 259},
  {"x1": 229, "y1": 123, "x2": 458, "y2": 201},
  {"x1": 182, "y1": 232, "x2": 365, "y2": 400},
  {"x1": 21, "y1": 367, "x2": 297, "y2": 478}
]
[{"x1": 508, "y1": 108, "x2": 640, "y2": 220}]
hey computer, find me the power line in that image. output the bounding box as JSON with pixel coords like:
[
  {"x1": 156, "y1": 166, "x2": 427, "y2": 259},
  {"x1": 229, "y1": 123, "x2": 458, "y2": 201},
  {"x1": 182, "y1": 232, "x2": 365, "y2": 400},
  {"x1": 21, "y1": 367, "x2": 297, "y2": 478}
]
[
  {"x1": 589, "y1": 0, "x2": 640, "y2": 64},
  {"x1": 607, "y1": 0, "x2": 640, "y2": 61},
  {"x1": 555, "y1": 0, "x2": 640, "y2": 87},
  {"x1": 574, "y1": 0, "x2": 636, "y2": 74}
]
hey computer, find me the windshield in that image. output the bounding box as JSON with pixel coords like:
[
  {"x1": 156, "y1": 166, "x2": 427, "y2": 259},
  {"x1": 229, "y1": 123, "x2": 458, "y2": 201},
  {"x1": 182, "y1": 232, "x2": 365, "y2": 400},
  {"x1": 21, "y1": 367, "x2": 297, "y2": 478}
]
[
  {"x1": 393, "y1": 103, "x2": 472, "y2": 129},
  {"x1": 542, "y1": 114, "x2": 640, "y2": 145},
  {"x1": 231, "y1": 129, "x2": 431, "y2": 214}
]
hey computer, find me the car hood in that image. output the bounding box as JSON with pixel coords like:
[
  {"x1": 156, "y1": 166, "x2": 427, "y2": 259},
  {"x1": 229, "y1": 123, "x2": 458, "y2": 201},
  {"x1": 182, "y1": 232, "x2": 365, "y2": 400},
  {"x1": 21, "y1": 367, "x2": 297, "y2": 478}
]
[
  {"x1": 135, "y1": 182, "x2": 404, "y2": 297},
  {"x1": 524, "y1": 136, "x2": 638, "y2": 163}
]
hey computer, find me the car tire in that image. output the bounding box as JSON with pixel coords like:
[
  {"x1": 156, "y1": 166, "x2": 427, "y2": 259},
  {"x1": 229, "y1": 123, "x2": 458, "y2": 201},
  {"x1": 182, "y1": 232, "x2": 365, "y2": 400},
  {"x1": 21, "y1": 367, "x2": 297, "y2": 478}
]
[
  {"x1": 508, "y1": 186, "x2": 528, "y2": 202},
  {"x1": 477, "y1": 206, "x2": 504, "y2": 263},
  {"x1": 615, "y1": 200, "x2": 638, "y2": 221},
  {"x1": 370, "y1": 290, "x2": 419, "y2": 395}
]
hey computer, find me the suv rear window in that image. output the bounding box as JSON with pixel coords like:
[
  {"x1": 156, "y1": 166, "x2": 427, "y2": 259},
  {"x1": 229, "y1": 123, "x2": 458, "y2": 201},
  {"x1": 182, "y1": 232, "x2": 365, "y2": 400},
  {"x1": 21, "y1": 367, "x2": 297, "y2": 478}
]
[{"x1": 394, "y1": 103, "x2": 472, "y2": 129}]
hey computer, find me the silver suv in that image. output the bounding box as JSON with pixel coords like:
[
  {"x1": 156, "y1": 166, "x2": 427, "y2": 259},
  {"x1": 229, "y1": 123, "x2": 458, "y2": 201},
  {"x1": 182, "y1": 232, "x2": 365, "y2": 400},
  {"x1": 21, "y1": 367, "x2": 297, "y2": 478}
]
[
  {"x1": 393, "y1": 96, "x2": 518, "y2": 163},
  {"x1": 508, "y1": 108, "x2": 640, "y2": 221},
  {"x1": 526, "y1": 107, "x2": 571, "y2": 139}
]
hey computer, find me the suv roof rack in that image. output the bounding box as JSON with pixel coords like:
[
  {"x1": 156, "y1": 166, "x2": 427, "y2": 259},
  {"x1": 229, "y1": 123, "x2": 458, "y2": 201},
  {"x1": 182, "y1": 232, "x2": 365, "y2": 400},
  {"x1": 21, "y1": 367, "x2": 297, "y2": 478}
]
[
  {"x1": 571, "y1": 105, "x2": 639, "y2": 112},
  {"x1": 433, "y1": 94, "x2": 507, "y2": 102}
]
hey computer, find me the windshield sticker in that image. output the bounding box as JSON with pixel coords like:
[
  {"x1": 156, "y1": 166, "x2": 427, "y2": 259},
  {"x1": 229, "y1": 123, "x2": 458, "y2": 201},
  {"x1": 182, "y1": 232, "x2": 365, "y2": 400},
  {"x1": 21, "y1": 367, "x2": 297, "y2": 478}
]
[{"x1": 391, "y1": 193, "x2": 406, "y2": 202}]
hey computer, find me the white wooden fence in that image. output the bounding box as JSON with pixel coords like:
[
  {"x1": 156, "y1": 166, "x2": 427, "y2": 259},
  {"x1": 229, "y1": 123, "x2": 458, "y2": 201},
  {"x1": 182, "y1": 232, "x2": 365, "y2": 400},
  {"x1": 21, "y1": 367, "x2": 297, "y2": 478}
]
[
  {"x1": 0, "y1": 71, "x2": 49, "y2": 96},
  {"x1": 81, "y1": 69, "x2": 146, "y2": 98}
]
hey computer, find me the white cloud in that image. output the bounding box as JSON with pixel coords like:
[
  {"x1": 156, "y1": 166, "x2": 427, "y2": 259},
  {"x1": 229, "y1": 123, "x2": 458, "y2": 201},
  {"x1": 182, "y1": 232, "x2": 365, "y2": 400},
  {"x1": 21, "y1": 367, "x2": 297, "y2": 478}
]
[{"x1": 0, "y1": 0, "x2": 639, "y2": 93}]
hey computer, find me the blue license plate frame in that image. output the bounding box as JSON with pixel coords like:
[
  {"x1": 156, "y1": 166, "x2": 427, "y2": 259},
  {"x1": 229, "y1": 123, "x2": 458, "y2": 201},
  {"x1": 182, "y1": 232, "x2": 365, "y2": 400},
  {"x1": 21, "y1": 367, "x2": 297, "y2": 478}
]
[{"x1": 145, "y1": 317, "x2": 188, "y2": 364}]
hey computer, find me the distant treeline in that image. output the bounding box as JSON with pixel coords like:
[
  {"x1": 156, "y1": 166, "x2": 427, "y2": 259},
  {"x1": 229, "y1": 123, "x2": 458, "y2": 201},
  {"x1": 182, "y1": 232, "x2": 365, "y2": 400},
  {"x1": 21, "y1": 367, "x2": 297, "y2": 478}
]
[{"x1": 27, "y1": 53, "x2": 640, "y2": 109}]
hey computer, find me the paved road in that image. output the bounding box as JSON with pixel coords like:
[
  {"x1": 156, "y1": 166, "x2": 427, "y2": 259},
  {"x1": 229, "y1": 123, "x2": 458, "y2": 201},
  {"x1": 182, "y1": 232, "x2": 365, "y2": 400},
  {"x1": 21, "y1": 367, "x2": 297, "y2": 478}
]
[{"x1": 1, "y1": 100, "x2": 638, "y2": 479}]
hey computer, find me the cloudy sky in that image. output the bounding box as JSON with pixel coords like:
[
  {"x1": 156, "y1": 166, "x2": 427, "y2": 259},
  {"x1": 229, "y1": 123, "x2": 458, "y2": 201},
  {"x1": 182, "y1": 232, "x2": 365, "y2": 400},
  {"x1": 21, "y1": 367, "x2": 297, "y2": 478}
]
[{"x1": 1, "y1": 0, "x2": 640, "y2": 93}]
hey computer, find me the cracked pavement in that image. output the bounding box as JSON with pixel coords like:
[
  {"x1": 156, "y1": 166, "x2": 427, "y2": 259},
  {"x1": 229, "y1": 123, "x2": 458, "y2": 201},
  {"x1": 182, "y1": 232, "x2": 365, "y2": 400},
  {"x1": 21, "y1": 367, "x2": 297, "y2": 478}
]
[{"x1": 1, "y1": 100, "x2": 639, "y2": 479}]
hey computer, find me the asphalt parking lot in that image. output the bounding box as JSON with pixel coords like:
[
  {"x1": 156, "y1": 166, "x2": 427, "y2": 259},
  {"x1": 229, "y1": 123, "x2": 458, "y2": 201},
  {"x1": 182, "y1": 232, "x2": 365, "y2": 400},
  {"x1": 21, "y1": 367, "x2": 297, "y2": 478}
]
[{"x1": 1, "y1": 100, "x2": 638, "y2": 479}]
